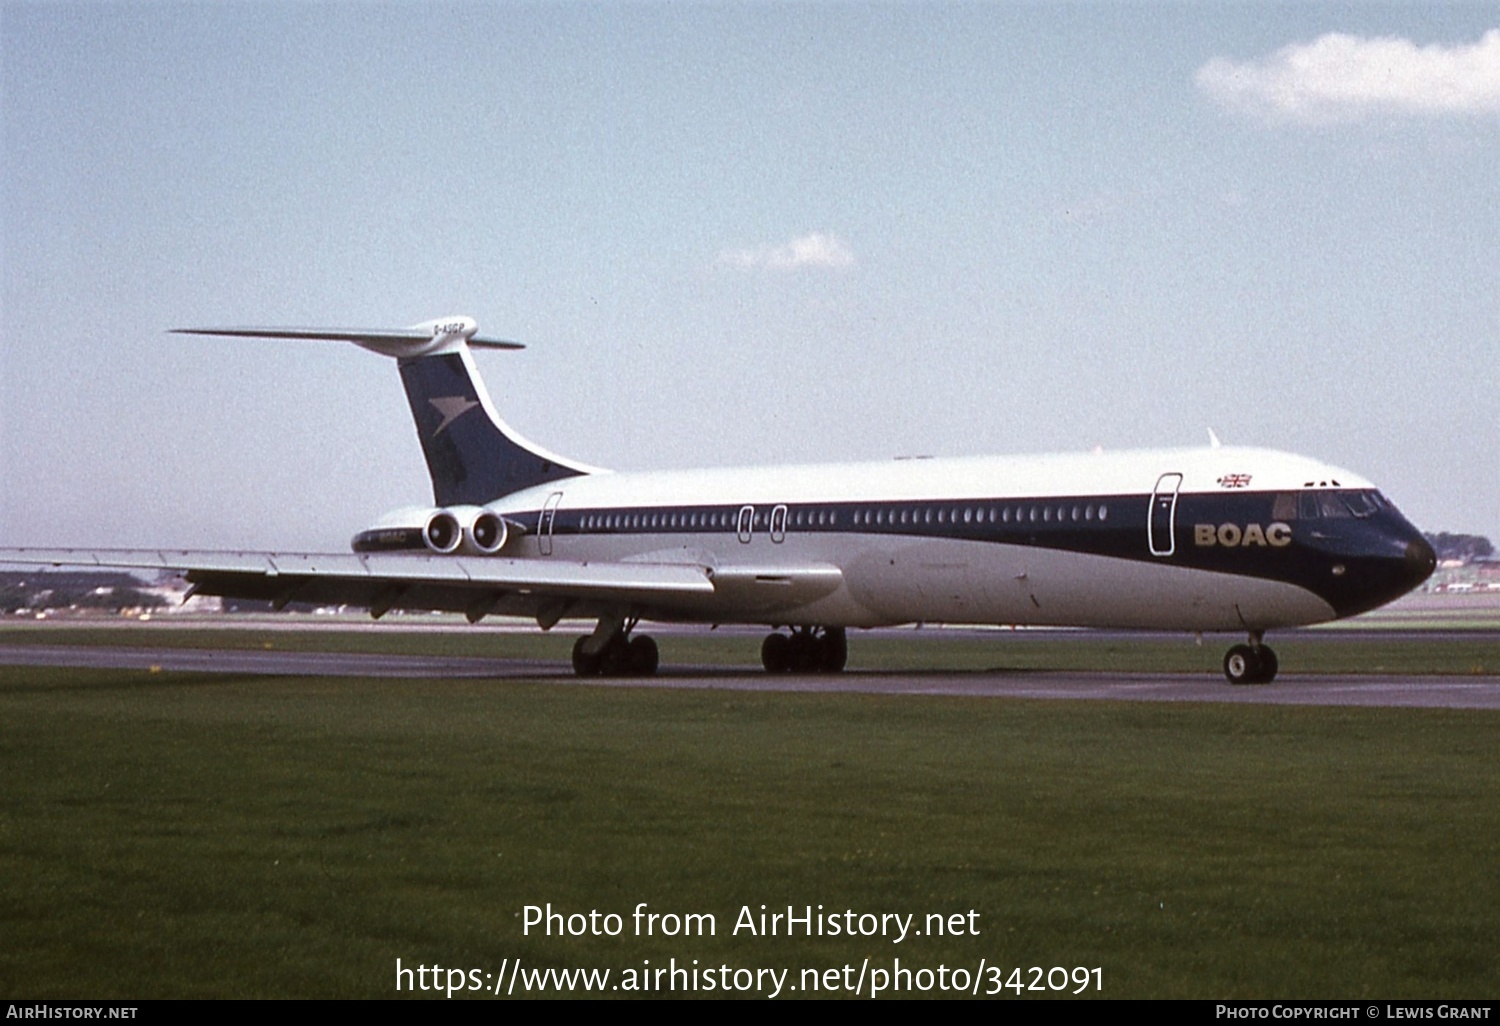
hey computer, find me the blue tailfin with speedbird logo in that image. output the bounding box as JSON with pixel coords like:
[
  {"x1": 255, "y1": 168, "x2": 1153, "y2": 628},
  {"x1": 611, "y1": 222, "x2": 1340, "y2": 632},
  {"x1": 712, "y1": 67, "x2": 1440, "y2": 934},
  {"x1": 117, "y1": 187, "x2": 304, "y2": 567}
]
[{"x1": 172, "y1": 316, "x2": 596, "y2": 506}]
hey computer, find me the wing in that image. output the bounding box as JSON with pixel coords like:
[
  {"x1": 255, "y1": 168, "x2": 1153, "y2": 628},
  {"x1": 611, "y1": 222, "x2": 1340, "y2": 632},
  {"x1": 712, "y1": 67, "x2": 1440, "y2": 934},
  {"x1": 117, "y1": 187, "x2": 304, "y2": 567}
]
[{"x1": 0, "y1": 549, "x2": 843, "y2": 626}]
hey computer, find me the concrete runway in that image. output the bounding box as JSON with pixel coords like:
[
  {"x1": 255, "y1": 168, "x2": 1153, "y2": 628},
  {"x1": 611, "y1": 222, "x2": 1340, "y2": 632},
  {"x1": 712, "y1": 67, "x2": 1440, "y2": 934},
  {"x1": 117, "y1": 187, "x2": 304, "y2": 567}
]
[{"x1": 3, "y1": 642, "x2": 1499, "y2": 709}]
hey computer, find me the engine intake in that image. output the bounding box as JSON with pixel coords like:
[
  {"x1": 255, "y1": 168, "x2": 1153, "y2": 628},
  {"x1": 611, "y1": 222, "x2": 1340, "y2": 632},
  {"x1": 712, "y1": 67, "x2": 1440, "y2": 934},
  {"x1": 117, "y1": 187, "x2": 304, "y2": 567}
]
[
  {"x1": 423, "y1": 510, "x2": 463, "y2": 554},
  {"x1": 352, "y1": 506, "x2": 513, "y2": 556},
  {"x1": 464, "y1": 509, "x2": 508, "y2": 555}
]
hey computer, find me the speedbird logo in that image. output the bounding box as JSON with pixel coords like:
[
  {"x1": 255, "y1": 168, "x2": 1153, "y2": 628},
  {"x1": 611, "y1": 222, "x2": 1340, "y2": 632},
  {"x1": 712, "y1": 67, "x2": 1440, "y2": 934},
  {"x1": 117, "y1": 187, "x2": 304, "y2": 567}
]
[{"x1": 429, "y1": 396, "x2": 479, "y2": 436}]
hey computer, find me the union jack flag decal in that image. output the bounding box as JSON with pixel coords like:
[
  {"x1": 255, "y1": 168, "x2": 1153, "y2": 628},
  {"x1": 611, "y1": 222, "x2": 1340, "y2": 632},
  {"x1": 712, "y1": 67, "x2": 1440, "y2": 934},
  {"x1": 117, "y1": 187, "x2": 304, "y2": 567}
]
[{"x1": 1217, "y1": 473, "x2": 1253, "y2": 489}]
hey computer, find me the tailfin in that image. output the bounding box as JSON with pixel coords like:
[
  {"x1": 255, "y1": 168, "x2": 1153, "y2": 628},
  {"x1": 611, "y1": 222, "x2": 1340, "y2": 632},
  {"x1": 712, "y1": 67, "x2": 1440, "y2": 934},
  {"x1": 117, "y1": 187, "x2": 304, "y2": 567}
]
[
  {"x1": 172, "y1": 316, "x2": 596, "y2": 505},
  {"x1": 396, "y1": 343, "x2": 594, "y2": 505}
]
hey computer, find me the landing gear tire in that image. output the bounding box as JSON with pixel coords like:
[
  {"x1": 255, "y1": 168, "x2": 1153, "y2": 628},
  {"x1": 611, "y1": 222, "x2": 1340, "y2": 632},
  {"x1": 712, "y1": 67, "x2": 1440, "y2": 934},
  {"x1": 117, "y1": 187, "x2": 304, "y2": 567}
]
[
  {"x1": 1223, "y1": 643, "x2": 1277, "y2": 685},
  {"x1": 788, "y1": 631, "x2": 818, "y2": 670},
  {"x1": 761, "y1": 627, "x2": 847, "y2": 674},
  {"x1": 1256, "y1": 646, "x2": 1278, "y2": 683},
  {"x1": 819, "y1": 627, "x2": 848, "y2": 672},
  {"x1": 761, "y1": 632, "x2": 792, "y2": 673},
  {"x1": 627, "y1": 634, "x2": 659, "y2": 676},
  {"x1": 572, "y1": 636, "x2": 602, "y2": 676},
  {"x1": 572, "y1": 630, "x2": 659, "y2": 677}
]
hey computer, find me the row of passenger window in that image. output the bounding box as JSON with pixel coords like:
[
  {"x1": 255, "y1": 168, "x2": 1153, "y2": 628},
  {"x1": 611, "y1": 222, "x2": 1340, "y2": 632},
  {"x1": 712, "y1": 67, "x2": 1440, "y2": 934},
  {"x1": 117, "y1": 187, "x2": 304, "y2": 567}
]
[
  {"x1": 572, "y1": 502, "x2": 1111, "y2": 533},
  {"x1": 578, "y1": 510, "x2": 738, "y2": 532},
  {"x1": 849, "y1": 504, "x2": 1110, "y2": 527}
]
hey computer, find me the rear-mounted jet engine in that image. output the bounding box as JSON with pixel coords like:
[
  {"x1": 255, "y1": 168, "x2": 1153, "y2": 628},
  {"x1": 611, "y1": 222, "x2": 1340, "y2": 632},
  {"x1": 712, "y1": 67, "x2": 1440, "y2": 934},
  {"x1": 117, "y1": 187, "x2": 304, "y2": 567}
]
[{"x1": 351, "y1": 505, "x2": 512, "y2": 556}]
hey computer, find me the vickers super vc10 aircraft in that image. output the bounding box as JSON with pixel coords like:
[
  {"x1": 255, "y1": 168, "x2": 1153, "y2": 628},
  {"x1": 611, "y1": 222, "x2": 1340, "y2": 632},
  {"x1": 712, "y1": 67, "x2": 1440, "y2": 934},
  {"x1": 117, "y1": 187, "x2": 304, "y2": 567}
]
[{"x1": 5, "y1": 317, "x2": 1435, "y2": 683}]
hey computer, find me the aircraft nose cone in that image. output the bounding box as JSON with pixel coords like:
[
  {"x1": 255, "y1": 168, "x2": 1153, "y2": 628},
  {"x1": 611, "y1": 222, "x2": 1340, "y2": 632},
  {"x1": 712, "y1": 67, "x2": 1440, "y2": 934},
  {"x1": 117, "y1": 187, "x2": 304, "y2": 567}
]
[{"x1": 1404, "y1": 536, "x2": 1436, "y2": 588}]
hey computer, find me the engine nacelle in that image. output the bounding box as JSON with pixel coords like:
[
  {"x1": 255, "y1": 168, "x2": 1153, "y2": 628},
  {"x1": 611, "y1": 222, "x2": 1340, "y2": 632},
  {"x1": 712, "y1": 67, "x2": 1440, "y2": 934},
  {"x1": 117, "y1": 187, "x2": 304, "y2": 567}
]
[
  {"x1": 351, "y1": 505, "x2": 513, "y2": 556},
  {"x1": 460, "y1": 507, "x2": 508, "y2": 555},
  {"x1": 422, "y1": 509, "x2": 464, "y2": 554}
]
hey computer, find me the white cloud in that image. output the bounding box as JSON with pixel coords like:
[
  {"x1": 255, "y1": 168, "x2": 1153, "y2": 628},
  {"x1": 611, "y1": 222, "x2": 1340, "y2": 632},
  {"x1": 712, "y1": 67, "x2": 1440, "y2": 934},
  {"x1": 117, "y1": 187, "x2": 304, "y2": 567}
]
[
  {"x1": 719, "y1": 232, "x2": 856, "y2": 270},
  {"x1": 1196, "y1": 29, "x2": 1500, "y2": 123}
]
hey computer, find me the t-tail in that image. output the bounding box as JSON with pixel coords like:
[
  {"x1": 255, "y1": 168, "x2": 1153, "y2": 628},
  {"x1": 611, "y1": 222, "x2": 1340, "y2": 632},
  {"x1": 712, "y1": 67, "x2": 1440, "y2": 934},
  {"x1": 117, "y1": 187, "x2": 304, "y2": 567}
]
[{"x1": 172, "y1": 316, "x2": 596, "y2": 505}]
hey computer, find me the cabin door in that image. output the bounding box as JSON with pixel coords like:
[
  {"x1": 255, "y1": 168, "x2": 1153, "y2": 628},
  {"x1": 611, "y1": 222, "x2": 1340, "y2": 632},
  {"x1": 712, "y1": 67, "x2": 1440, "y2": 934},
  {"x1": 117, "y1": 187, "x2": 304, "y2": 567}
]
[
  {"x1": 1148, "y1": 473, "x2": 1182, "y2": 557},
  {"x1": 539, "y1": 492, "x2": 564, "y2": 556}
]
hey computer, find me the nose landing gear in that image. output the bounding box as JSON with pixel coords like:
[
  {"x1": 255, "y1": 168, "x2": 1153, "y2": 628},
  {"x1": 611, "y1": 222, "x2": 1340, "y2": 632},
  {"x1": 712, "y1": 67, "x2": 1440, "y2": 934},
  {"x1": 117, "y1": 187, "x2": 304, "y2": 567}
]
[{"x1": 1223, "y1": 632, "x2": 1278, "y2": 685}]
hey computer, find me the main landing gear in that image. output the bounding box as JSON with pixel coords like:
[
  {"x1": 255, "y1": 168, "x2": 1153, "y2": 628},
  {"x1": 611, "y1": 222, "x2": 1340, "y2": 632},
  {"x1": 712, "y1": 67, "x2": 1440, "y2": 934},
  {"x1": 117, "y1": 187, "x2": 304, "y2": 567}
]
[
  {"x1": 571, "y1": 618, "x2": 659, "y2": 677},
  {"x1": 761, "y1": 627, "x2": 848, "y2": 674},
  {"x1": 1223, "y1": 632, "x2": 1278, "y2": 685}
]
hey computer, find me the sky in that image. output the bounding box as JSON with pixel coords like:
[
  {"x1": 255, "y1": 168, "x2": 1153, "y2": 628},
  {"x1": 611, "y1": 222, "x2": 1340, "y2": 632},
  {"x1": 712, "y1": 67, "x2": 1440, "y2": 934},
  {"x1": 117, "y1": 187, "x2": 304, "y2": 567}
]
[{"x1": 3, "y1": 2, "x2": 1497, "y2": 552}]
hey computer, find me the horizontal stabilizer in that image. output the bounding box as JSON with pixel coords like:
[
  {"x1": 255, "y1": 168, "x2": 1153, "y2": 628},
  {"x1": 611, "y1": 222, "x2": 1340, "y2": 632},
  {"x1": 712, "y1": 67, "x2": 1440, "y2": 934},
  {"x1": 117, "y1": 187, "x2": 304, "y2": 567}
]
[{"x1": 172, "y1": 316, "x2": 522, "y2": 358}]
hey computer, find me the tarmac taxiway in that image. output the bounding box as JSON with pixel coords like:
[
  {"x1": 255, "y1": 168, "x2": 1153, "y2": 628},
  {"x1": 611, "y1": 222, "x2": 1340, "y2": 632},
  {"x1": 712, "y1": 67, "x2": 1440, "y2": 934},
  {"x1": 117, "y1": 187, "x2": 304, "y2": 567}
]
[{"x1": 2, "y1": 643, "x2": 1497, "y2": 709}]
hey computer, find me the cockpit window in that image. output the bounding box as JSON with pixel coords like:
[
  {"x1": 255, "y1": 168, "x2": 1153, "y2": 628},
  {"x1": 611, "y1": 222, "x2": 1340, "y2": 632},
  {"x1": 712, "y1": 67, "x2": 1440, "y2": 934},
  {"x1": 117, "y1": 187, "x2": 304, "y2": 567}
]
[
  {"x1": 1279, "y1": 489, "x2": 1382, "y2": 520},
  {"x1": 1317, "y1": 493, "x2": 1352, "y2": 519}
]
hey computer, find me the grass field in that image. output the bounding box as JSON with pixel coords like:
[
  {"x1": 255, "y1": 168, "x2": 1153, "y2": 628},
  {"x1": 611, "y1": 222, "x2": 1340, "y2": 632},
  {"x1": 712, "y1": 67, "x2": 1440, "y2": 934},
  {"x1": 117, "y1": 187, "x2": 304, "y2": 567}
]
[{"x1": 2, "y1": 641, "x2": 1497, "y2": 999}]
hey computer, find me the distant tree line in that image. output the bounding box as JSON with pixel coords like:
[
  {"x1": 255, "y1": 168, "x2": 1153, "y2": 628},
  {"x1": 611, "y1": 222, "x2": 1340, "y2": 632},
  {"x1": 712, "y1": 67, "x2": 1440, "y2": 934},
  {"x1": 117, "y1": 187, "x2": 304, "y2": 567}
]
[
  {"x1": 0, "y1": 571, "x2": 166, "y2": 613},
  {"x1": 1424, "y1": 533, "x2": 1494, "y2": 564}
]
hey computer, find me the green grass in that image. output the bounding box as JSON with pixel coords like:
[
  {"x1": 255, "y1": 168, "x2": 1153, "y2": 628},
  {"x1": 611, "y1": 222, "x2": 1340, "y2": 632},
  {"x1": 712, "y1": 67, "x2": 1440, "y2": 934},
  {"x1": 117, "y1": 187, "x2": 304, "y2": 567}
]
[{"x1": 2, "y1": 664, "x2": 1497, "y2": 998}]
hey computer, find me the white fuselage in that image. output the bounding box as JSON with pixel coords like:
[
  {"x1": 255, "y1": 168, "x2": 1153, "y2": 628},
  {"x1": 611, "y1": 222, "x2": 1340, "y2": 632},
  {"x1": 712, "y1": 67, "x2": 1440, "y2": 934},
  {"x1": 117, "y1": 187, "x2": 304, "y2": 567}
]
[{"x1": 469, "y1": 444, "x2": 1393, "y2": 632}]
